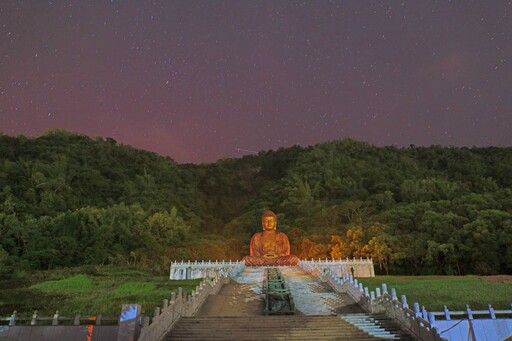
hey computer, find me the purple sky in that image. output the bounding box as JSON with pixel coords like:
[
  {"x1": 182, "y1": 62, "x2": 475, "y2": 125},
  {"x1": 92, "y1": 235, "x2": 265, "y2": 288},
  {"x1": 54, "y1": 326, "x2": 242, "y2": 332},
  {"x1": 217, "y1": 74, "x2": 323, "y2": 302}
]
[{"x1": 1, "y1": 1, "x2": 511, "y2": 163}]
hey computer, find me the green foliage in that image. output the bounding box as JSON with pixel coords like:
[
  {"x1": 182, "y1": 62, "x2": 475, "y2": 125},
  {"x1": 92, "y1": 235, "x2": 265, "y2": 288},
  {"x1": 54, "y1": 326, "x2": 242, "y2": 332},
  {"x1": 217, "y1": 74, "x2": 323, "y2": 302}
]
[{"x1": 1, "y1": 132, "x2": 511, "y2": 276}]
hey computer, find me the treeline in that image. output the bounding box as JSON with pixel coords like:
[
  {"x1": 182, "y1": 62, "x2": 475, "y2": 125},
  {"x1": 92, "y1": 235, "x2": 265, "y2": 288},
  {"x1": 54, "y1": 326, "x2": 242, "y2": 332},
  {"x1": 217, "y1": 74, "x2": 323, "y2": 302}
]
[{"x1": 1, "y1": 130, "x2": 511, "y2": 276}]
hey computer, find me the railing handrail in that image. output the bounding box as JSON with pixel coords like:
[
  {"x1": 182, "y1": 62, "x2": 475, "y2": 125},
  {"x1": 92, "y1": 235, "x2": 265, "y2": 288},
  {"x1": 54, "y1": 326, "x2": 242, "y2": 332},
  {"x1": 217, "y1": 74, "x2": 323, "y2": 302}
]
[{"x1": 3, "y1": 311, "x2": 119, "y2": 326}]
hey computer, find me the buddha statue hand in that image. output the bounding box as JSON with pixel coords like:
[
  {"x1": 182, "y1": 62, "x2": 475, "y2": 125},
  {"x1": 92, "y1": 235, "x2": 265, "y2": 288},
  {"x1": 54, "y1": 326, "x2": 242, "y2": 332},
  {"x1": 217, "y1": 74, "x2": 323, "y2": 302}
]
[{"x1": 264, "y1": 253, "x2": 278, "y2": 259}]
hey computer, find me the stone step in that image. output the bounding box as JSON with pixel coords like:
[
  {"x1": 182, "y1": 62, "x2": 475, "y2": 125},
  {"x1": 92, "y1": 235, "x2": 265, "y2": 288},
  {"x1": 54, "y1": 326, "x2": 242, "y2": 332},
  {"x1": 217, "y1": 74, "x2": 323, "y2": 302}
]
[
  {"x1": 339, "y1": 314, "x2": 415, "y2": 341},
  {"x1": 167, "y1": 267, "x2": 415, "y2": 340},
  {"x1": 170, "y1": 334, "x2": 384, "y2": 339},
  {"x1": 195, "y1": 280, "x2": 264, "y2": 317},
  {"x1": 179, "y1": 316, "x2": 353, "y2": 321},
  {"x1": 170, "y1": 314, "x2": 415, "y2": 340},
  {"x1": 171, "y1": 325, "x2": 382, "y2": 337},
  {"x1": 173, "y1": 325, "x2": 371, "y2": 331},
  {"x1": 170, "y1": 329, "x2": 385, "y2": 340},
  {"x1": 165, "y1": 334, "x2": 384, "y2": 341},
  {"x1": 167, "y1": 316, "x2": 391, "y2": 340}
]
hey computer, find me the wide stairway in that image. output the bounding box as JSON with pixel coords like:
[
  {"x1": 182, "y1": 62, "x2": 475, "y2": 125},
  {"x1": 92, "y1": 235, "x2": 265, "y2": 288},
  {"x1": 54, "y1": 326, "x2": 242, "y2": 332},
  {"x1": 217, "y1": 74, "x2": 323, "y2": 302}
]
[{"x1": 166, "y1": 267, "x2": 413, "y2": 340}]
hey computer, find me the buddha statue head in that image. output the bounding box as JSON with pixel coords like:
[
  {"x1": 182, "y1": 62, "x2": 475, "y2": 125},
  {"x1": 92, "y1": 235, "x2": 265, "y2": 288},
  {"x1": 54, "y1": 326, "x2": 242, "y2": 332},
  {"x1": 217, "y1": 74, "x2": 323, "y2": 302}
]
[{"x1": 261, "y1": 210, "x2": 277, "y2": 231}]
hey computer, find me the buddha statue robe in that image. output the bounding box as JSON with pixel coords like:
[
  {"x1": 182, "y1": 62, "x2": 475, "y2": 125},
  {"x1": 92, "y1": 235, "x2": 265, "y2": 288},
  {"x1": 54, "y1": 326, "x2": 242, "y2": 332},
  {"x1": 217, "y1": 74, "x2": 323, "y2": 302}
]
[{"x1": 243, "y1": 230, "x2": 299, "y2": 266}]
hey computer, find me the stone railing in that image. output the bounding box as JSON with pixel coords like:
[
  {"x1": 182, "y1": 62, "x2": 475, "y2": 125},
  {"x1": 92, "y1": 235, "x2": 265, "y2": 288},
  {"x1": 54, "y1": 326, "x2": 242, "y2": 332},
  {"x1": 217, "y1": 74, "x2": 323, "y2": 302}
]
[
  {"x1": 2, "y1": 311, "x2": 119, "y2": 327},
  {"x1": 138, "y1": 275, "x2": 226, "y2": 341},
  {"x1": 315, "y1": 270, "x2": 512, "y2": 341},
  {"x1": 171, "y1": 258, "x2": 374, "y2": 280},
  {"x1": 170, "y1": 260, "x2": 245, "y2": 280},
  {"x1": 302, "y1": 266, "x2": 444, "y2": 341},
  {"x1": 1, "y1": 304, "x2": 141, "y2": 341},
  {"x1": 299, "y1": 257, "x2": 375, "y2": 277}
]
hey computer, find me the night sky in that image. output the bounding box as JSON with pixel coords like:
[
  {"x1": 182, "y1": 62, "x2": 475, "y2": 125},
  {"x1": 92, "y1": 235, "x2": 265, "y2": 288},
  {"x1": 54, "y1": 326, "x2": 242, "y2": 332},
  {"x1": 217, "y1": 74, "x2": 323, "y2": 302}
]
[{"x1": 1, "y1": 1, "x2": 511, "y2": 163}]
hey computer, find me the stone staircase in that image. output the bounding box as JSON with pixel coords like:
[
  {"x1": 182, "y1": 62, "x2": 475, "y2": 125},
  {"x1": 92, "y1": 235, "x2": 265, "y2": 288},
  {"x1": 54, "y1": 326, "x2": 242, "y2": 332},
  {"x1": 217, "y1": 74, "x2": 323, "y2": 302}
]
[
  {"x1": 195, "y1": 267, "x2": 265, "y2": 317},
  {"x1": 340, "y1": 313, "x2": 413, "y2": 340},
  {"x1": 166, "y1": 315, "x2": 398, "y2": 340},
  {"x1": 166, "y1": 267, "x2": 414, "y2": 340}
]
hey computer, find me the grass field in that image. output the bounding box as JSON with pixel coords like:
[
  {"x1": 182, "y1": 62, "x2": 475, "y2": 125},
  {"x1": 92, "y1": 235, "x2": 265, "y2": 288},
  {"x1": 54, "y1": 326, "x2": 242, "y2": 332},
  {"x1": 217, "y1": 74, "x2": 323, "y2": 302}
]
[
  {"x1": 356, "y1": 275, "x2": 512, "y2": 311},
  {"x1": 2, "y1": 266, "x2": 510, "y2": 319},
  {"x1": 0, "y1": 266, "x2": 200, "y2": 318}
]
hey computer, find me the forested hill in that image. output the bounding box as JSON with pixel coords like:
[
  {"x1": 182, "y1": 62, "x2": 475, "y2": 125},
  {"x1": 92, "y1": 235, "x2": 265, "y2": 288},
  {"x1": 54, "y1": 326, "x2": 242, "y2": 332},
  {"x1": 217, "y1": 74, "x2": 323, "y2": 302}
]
[{"x1": 1, "y1": 130, "x2": 511, "y2": 276}]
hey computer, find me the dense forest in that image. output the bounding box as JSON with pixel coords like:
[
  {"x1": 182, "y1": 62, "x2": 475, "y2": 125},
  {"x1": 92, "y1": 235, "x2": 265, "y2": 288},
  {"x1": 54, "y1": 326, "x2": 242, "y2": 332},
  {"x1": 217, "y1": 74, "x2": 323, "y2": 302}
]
[{"x1": 1, "y1": 130, "x2": 511, "y2": 277}]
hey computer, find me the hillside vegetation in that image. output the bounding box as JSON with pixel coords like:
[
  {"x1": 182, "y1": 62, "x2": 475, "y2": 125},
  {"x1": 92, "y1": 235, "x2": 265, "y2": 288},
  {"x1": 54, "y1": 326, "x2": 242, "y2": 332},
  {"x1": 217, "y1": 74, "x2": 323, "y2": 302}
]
[{"x1": 1, "y1": 130, "x2": 511, "y2": 276}]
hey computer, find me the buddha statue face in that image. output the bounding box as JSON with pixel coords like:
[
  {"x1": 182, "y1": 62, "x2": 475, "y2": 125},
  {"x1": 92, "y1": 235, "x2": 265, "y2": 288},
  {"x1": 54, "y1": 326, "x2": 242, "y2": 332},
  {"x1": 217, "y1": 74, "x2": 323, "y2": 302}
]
[
  {"x1": 262, "y1": 216, "x2": 276, "y2": 231},
  {"x1": 261, "y1": 211, "x2": 277, "y2": 231}
]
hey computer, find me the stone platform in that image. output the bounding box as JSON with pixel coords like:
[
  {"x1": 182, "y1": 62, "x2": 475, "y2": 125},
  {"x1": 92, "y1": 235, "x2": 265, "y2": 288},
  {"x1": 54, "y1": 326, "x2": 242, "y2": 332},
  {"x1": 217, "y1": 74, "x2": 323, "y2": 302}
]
[{"x1": 169, "y1": 257, "x2": 375, "y2": 280}]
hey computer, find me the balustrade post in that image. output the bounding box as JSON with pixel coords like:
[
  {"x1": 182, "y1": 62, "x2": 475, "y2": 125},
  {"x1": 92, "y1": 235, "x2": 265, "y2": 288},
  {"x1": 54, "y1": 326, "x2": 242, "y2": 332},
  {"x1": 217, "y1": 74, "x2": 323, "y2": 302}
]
[
  {"x1": 382, "y1": 283, "x2": 388, "y2": 294},
  {"x1": 422, "y1": 306, "x2": 428, "y2": 320},
  {"x1": 9, "y1": 311, "x2": 16, "y2": 326},
  {"x1": 31, "y1": 310, "x2": 38, "y2": 325},
  {"x1": 376, "y1": 287, "x2": 381, "y2": 297},
  {"x1": 52, "y1": 310, "x2": 59, "y2": 326},
  {"x1": 401, "y1": 295, "x2": 408, "y2": 308},
  {"x1": 443, "y1": 305, "x2": 451, "y2": 320},
  {"x1": 429, "y1": 311, "x2": 441, "y2": 341},
  {"x1": 466, "y1": 305, "x2": 473, "y2": 319},
  {"x1": 428, "y1": 312, "x2": 436, "y2": 328},
  {"x1": 488, "y1": 304, "x2": 496, "y2": 319},
  {"x1": 413, "y1": 303, "x2": 421, "y2": 317},
  {"x1": 391, "y1": 288, "x2": 397, "y2": 301},
  {"x1": 74, "y1": 314, "x2": 80, "y2": 326}
]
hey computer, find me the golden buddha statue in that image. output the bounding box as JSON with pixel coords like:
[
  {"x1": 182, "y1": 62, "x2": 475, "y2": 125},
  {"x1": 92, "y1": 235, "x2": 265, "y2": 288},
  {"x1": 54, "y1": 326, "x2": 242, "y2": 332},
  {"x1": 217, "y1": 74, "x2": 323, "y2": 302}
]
[{"x1": 242, "y1": 211, "x2": 299, "y2": 266}]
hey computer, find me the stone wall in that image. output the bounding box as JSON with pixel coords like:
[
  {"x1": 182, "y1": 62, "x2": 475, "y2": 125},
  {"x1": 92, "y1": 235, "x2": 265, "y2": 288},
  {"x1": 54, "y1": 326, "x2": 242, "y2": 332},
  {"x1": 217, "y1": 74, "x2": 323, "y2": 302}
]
[
  {"x1": 299, "y1": 257, "x2": 375, "y2": 278},
  {"x1": 169, "y1": 260, "x2": 245, "y2": 279},
  {"x1": 170, "y1": 257, "x2": 374, "y2": 280}
]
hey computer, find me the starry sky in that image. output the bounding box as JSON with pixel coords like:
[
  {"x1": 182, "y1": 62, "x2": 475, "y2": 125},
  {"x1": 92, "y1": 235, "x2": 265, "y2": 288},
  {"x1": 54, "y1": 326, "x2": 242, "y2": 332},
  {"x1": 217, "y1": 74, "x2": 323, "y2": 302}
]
[{"x1": 1, "y1": 1, "x2": 511, "y2": 163}]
